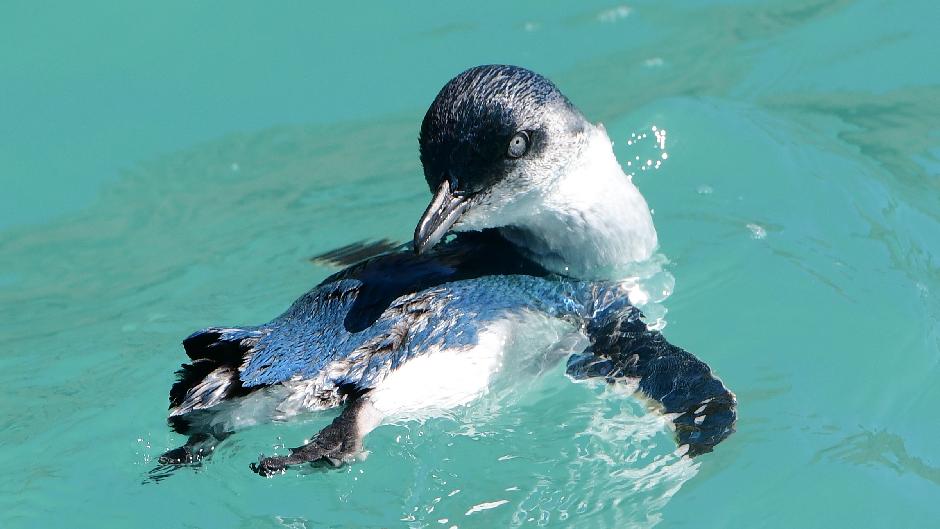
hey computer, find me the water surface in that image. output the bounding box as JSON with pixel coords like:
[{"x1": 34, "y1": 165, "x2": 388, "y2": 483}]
[{"x1": 2, "y1": 1, "x2": 938, "y2": 527}]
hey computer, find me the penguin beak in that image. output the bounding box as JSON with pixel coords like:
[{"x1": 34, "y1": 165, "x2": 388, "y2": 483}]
[{"x1": 414, "y1": 179, "x2": 469, "y2": 255}]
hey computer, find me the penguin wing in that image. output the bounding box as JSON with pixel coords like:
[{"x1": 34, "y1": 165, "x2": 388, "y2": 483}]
[
  {"x1": 567, "y1": 303, "x2": 737, "y2": 456},
  {"x1": 309, "y1": 239, "x2": 404, "y2": 268},
  {"x1": 169, "y1": 231, "x2": 557, "y2": 416}
]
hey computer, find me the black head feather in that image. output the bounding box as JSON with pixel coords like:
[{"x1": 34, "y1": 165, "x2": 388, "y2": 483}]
[{"x1": 419, "y1": 65, "x2": 581, "y2": 195}]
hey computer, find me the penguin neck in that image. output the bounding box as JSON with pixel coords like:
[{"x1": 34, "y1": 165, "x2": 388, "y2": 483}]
[{"x1": 500, "y1": 126, "x2": 658, "y2": 280}]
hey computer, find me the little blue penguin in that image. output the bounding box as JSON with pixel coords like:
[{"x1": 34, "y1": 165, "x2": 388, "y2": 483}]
[{"x1": 154, "y1": 65, "x2": 736, "y2": 479}]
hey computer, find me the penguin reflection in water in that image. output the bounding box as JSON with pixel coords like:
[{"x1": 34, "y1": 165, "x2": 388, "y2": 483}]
[{"x1": 154, "y1": 65, "x2": 736, "y2": 479}]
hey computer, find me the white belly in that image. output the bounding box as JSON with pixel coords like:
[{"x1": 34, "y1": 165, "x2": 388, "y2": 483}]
[
  {"x1": 368, "y1": 310, "x2": 579, "y2": 421},
  {"x1": 189, "y1": 312, "x2": 582, "y2": 434}
]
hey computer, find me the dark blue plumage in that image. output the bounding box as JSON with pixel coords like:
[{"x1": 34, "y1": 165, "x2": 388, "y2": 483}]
[{"x1": 171, "y1": 231, "x2": 595, "y2": 412}]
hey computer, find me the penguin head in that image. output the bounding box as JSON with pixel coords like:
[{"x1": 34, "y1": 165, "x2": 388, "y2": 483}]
[{"x1": 414, "y1": 65, "x2": 591, "y2": 254}]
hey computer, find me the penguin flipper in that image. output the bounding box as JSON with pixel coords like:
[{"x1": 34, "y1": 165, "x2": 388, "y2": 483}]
[
  {"x1": 309, "y1": 239, "x2": 404, "y2": 268},
  {"x1": 568, "y1": 305, "x2": 736, "y2": 457}
]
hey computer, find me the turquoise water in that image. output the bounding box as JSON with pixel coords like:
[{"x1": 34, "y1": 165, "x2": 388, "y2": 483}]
[{"x1": 2, "y1": 1, "x2": 938, "y2": 527}]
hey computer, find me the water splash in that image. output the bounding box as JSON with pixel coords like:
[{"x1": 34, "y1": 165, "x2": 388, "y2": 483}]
[{"x1": 623, "y1": 125, "x2": 669, "y2": 176}]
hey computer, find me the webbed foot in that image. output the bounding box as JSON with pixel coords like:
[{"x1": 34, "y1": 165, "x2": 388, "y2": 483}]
[
  {"x1": 145, "y1": 447, "x2": 206, "y2": 484},
  {"x1": 250, "y1": 438, "x2": 348, "y2": 477},
  {"x1": 250, "y1": 396, "x2": 378, "y2": 477},
  {"x1": 250, "y1": 454, "x2": 292, "y2": 477},
  {"x1": 157, "y1": 445, "x2": 203, "y2": 465},
  {"x1": 144, "y1": 432, "x2": 229, "y2": 484}
]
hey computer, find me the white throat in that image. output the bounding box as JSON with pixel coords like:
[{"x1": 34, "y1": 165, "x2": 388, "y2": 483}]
[{"x1": 500, "y1": 125, "x2": 658, "y2": 279}]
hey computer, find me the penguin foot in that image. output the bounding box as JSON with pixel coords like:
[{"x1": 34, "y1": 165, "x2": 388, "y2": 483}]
[
  {"x1": 250, "y1": 396, "x2": 376, "y2": 477},
  {"x1": 250, "y1": 447, "x2": 343, "y2": 477}
]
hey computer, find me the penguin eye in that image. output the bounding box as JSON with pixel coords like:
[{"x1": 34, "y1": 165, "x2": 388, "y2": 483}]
[
  {"x1": 447, "y1": 173, "x2": 468, "y2": 196},
  {"x1": 507, "y1": 131, "x2": 530, "y2": 159}
]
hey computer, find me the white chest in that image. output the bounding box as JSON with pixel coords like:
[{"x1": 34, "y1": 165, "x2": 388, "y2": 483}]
[{"x1": 506, "y1": 130, "x2": 658, "y2": 279}]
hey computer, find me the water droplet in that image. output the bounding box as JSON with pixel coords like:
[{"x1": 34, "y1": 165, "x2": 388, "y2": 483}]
[{"x1": 746, "y1": 223, "x2": 767, "y2": 240}]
